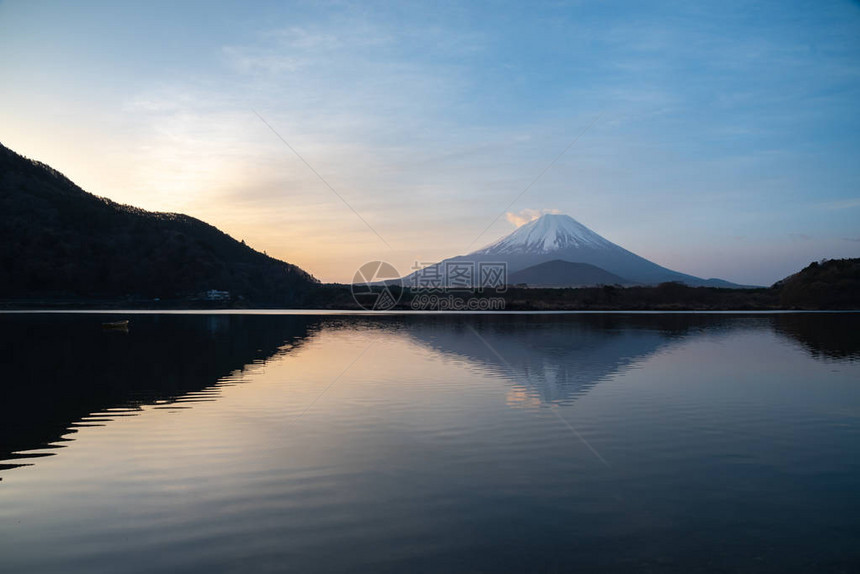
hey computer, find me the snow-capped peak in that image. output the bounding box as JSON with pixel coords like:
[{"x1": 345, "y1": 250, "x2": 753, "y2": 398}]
[{"x1": 473, "y1": 213, "x2": 614, "y2": 255}]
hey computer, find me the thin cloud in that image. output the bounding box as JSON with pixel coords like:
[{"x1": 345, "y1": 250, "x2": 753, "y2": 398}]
[
  {"x1": 222, "y1": 45, "x2": 304, "y2": 74},
  {"x1": 505, "y1": 208, "x2": 561, "y2": 228},
  {"x1": 817, "y1": 197, "x2": 860, "y2": 210}
]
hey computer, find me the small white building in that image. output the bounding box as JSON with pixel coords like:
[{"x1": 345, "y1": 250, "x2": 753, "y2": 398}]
[{"x1": 203, "y1": 289, "x2": 230, "y2": 301}]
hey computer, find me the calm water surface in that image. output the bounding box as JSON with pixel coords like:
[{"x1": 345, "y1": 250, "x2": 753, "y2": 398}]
[{"x1": 0, "y1": 312, "x2": 858, "y2": 573}]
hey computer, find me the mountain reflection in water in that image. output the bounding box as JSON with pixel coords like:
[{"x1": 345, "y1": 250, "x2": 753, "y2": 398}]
[{"x1": 1, "y1": 312, "x2": 856, "y2": 473}]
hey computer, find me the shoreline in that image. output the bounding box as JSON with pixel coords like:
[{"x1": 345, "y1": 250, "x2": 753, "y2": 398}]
[{"x1": 2, "y1": 308, "x2": 859, "y2": 315}]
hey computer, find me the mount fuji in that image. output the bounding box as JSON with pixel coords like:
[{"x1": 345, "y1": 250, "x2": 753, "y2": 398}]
[{"x1": 405, "y1": 213, "x2": 745, "y2": 288}]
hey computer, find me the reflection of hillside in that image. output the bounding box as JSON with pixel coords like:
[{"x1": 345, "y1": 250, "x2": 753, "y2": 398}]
[
  {"x1": 3, "y1": 312, "x2": 854, "y2": 473},
  {"x1": 398, "y1": 314, "x2": 744, "y2": 405},
  {"x1": 0, "y1": 314, "x2": 317, "y2": 470},
  {"x1": 771, "y1": 314, "x2": 860, "y2": 361}
]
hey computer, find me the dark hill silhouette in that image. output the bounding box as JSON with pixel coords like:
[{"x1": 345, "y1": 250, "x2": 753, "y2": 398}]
[
  {"x1": 774, "y1": 258, "x2": 860, "y2": 309},
  {"x1": 0, "y1": 142, "x2": 318, "y2": 305},
  {"x1": 507, "y1": 259, "x2": 634, "y2": 287}
]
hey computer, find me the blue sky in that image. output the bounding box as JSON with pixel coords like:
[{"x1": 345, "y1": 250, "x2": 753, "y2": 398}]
[{"x1": 1, "y1": 0, "x2": 858, "y2": 284}]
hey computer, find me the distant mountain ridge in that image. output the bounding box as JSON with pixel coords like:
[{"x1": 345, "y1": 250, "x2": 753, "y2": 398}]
[
  {"x1": 0, "y1": 142, "x2": 318, "y2": 304},
  {"x1": 508, "y1": 260, "x2": 634, "y2": 287},
  {"x1": 404, "y1": 213, "x2": 751, "y2": 288}
]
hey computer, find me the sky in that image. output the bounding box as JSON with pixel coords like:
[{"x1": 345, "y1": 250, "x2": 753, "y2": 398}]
[{"x1": 1, "y1": 0, "x2": 858, "y2": 285}]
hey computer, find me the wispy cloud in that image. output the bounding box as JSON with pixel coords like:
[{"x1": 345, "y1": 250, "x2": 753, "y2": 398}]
[
  {"x1": 817, "y1": 198, "x2": 860, "y2": 210},
  {"x1": 505, "y1": 208, "x2": 561, "y2": 227},
  {"x1": 222, "y1": 45, "x2": 304, "y2": 75}
]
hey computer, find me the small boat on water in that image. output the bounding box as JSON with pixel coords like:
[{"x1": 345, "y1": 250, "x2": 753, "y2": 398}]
[{"x1": 102, "y1": 320, "x2": 129, "y2": 330}]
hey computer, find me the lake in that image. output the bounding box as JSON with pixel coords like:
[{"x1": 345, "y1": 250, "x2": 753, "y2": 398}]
[{"x1": 0, "y1": 312, "x2": 858, "y2": 573}]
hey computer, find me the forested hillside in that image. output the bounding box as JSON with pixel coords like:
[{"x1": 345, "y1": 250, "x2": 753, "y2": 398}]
[{"x1": 0, "y1": 143, "x2": 318, "y2": 305}]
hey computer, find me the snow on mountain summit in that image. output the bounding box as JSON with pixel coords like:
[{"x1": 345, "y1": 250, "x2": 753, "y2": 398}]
[
  {"x1": 474, "y1": 213, "x2": 614, "y2": 255},
  {"x1": 398, "y1": 212, "x2": 745, "y2": 288}
]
